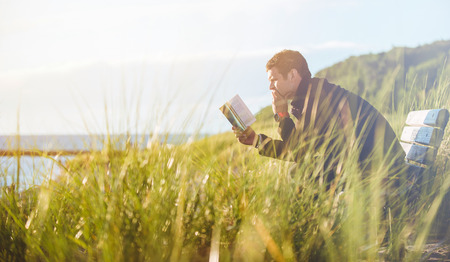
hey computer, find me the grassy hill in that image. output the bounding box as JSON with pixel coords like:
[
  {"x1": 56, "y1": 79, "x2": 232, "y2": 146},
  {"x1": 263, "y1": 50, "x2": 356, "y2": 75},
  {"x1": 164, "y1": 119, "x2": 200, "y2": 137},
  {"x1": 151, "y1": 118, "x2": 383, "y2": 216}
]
[{"x1": 315, "y1": 40, "x2": 450, "y2": 113}]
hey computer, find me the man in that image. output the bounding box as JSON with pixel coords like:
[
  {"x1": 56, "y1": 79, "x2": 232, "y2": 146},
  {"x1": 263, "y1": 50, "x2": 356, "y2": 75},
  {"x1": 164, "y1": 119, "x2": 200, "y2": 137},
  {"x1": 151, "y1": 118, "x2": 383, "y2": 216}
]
[
  {"x1": 233, "y1": 49, "x2": 406, "y2": 186},
  {"x1": 233, "y1": 50, "x2": 410, "y2": 260}
]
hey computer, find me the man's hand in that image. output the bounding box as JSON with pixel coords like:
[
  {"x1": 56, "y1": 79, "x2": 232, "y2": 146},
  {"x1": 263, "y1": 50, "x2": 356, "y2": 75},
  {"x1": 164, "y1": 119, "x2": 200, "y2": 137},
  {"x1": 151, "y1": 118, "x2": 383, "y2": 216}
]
[
  {"x1": 272, "y1": 89, "x2": 288, "y2": 114},
  {"x1": 232, "y1": 126, "x2": 257, "y2": 146}
]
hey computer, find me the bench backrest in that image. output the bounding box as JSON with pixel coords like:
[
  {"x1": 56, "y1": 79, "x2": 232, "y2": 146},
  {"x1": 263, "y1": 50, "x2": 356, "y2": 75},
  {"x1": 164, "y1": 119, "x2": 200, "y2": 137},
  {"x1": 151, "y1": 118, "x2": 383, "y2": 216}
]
[{"x1": 400, "y1": 109, "x2": 449, "y2": 169}]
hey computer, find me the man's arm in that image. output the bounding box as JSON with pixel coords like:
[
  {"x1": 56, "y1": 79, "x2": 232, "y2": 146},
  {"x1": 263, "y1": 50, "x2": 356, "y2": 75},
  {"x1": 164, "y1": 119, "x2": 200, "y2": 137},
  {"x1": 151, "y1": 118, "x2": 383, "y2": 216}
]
[
  {"x1": 255, "y1": 86, "x2": 297, "y2": 160},
  {"x1": 256, "y1": 117, "x2": 296, "y2": 161},
  {"x1": 232, "y1": 117, "x2": 298, "y2": 162},
  {"x1": 233, "y1": 86, "x2": 297, "y2": 161}
]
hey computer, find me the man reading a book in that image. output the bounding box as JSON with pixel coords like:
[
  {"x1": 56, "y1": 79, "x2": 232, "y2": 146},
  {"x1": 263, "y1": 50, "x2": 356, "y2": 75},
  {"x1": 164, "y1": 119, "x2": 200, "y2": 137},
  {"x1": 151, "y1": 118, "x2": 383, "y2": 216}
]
[{"x1": 233, "y1": 49, "x2": 406, "y2": 187}]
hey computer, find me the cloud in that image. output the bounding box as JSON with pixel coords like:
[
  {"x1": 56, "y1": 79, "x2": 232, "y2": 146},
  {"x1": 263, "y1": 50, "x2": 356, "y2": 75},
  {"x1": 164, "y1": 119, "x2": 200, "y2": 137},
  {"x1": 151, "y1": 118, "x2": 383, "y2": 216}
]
[
  {"x1": 0, "y1": 1, "x2": 267, "y2": 35},
  {"x1": 225, "y1": 41, "x2": 368, "y2": 59},
  {"x1": 0, "y1": 39, "x2": 368, "y2": 81},
  {"x1": 313, "y1": 41, "x2": 362, "y2": 50}
]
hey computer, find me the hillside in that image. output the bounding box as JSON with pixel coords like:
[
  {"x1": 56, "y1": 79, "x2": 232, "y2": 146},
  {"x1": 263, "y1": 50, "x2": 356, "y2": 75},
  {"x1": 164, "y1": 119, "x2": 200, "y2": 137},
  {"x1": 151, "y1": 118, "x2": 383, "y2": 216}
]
[{"x1": 315, "y1": 40, "x2": 450, "y2": 113}]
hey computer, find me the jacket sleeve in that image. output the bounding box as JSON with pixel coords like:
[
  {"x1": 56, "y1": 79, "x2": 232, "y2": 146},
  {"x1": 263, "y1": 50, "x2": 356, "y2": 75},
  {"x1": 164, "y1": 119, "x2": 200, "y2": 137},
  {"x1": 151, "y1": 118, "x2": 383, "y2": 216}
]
[{"x1": 257, "y1": 117, "x2": 296, "y2": 161}]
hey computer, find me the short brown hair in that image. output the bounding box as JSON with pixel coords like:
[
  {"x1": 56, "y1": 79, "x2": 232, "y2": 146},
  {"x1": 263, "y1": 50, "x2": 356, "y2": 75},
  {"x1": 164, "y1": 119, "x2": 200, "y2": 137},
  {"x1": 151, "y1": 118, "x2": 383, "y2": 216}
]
[{"x1": 266, "y1": 50, "x2": 311, "y2": 80}]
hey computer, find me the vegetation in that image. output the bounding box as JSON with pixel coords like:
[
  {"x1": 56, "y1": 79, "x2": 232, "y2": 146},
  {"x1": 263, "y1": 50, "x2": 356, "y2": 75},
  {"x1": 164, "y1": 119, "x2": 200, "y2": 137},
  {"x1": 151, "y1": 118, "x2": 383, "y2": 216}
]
[
  {"x1": 315, "y1": 40, "x2": 450, "y2": 114},
  {"x1": 1, "y1": 41, "x2": 449, "y2": 261}
]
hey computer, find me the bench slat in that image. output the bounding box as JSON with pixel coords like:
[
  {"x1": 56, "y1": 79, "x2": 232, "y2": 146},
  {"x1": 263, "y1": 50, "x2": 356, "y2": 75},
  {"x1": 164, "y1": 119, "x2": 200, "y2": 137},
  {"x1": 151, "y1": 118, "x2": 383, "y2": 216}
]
[
  {"x1": 400, "y1": 142, "x2": 436, "y2": 165},
  {"x1": 405, "y1": 109, "x2": 449, "y2": 128},
  {"x1": 406, "y1": 163, "x2": 424, "y2": 176},
  {"x1": 400, "y1": 126, "x2": 443, "y2": 147}
]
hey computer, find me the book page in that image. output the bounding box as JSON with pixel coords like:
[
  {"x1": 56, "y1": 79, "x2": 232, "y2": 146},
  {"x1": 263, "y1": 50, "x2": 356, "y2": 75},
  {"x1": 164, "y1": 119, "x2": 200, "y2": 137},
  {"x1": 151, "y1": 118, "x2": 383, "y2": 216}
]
[
  {"x1": 229, "y1": 95, "x2": 256, "y2": 127},
  {"x1": 219, "y1": 103, "x2": 246, "y2": 131}
]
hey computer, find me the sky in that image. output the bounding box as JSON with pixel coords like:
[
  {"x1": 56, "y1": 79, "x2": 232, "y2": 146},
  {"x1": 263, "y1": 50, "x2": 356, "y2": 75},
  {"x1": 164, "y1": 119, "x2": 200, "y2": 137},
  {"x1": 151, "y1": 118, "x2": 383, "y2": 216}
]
[{"x1": 1, "y1": 0, "x2": 449, "y2": 135}]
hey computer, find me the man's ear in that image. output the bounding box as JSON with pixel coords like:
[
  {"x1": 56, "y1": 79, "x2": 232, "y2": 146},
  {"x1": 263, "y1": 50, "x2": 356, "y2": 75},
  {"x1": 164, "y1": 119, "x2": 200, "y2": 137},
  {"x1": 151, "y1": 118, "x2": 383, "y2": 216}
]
[{"x1": 289, "y1": 68, "x2": 298, "y2": 81}]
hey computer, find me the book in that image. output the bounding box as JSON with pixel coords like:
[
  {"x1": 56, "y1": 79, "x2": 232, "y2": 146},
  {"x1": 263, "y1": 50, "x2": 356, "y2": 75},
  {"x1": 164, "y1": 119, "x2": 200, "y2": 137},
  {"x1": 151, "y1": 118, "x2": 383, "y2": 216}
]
[{"x1": 219, "y1": 94, "x2": 256, "y2": 131}]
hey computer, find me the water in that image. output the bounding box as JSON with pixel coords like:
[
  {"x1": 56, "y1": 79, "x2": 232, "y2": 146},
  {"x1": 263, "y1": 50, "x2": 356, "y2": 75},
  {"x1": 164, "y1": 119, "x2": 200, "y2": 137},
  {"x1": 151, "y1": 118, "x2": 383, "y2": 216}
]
[
  {"x1": 0, "y1": 155, "x2": 70, "y2": 190},
  {"x1": 0, "y1": 134, "x2": 201, "y2": 190}
]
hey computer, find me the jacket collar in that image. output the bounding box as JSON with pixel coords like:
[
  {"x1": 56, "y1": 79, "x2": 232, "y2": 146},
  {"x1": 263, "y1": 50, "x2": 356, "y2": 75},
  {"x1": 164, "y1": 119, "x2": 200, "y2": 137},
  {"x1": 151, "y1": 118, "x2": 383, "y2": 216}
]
[{"x1": 290, "y1": 77, "x2": 311, "y2": 118}]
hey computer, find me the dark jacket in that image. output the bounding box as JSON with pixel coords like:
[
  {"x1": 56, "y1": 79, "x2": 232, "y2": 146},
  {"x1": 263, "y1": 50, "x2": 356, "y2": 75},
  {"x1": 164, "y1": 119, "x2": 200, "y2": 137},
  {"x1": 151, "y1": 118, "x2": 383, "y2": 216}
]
[{"x1": 257, "y1": 77, "x2": 406, "y2": 178}]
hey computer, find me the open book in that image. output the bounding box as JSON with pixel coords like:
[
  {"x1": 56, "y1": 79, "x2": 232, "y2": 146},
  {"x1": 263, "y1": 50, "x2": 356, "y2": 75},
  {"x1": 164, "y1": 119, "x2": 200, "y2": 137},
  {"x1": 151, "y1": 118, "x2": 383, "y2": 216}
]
[{"x1": 219, "y1": 94, "x2": 256, "y2": 131}]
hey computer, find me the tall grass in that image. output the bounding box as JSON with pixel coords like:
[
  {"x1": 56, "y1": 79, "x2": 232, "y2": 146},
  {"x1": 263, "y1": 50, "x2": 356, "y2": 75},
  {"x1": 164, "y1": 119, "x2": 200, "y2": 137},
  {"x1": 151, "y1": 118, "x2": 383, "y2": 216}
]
[{"x1": 1, "y1": 73, "x2": 449, "y2": 261}]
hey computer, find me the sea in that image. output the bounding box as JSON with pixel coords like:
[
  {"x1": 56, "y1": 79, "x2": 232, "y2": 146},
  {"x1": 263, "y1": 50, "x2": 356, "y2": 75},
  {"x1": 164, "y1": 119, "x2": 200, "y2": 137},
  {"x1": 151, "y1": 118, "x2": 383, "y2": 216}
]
[{"x1": 0, "y1": 134, "x2": 199, "y2": 190}]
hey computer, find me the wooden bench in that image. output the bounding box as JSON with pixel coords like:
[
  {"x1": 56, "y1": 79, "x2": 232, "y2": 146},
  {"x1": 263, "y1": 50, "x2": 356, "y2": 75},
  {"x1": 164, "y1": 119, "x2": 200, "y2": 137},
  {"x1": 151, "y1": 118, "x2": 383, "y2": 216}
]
[{"x1": 400, "y1": 109, "x2": 449, "y2": 176}]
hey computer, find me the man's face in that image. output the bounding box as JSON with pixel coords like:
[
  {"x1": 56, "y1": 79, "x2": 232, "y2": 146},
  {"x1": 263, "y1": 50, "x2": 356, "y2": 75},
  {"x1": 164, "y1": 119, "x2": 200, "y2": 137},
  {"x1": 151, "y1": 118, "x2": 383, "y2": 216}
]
[{"x1": 267, "y1": 67, "x2": 298, "y2": 100}]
